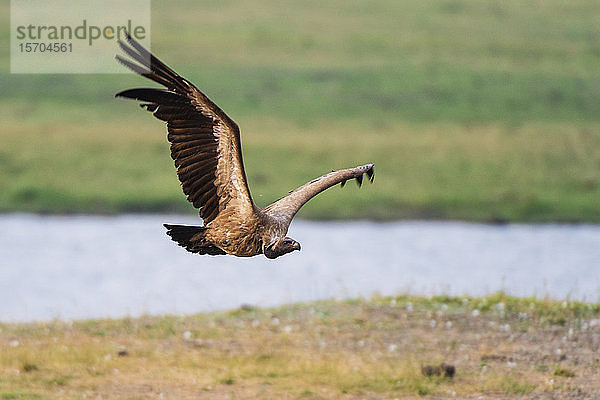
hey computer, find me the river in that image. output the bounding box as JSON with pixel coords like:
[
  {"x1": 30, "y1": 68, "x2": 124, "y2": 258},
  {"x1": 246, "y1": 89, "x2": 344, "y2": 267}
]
[{"x1": 1, "y1": 214, "x2": 599, "y2": 322}]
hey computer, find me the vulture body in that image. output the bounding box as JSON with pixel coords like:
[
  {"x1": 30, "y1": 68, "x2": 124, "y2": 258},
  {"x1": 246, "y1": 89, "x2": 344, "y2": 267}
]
[{"x1": 116, "y1": 34, "x2": 374, "y2": 259}]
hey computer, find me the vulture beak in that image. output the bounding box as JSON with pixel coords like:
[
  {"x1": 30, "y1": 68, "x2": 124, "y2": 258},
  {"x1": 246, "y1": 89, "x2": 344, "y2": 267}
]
[{"x1": 293, "y1": 241, "x2": 301, "y2": 251}]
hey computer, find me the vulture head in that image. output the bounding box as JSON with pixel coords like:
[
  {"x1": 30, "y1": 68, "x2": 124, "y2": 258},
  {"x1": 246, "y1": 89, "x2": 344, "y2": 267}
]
[{"x1": 264, "y1": 237, "x2": 301, "y2": 259}]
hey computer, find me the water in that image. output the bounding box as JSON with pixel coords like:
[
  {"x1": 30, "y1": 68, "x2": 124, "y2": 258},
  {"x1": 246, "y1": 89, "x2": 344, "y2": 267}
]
[{"x1": 1, "y1": 213, "x2": 599, "y2": 322}]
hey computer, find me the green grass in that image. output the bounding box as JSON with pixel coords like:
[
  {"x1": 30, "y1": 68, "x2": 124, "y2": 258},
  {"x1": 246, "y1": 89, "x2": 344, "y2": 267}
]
[
  {"x1": 2, "y1": 0, "x2": 600, "y2": 221},
  {"x1": 1, "y1": 293, "x2": 599, "y2": 399},
  {"x1": 2, "y1": 117, "x2": 598, "y2": 221}
]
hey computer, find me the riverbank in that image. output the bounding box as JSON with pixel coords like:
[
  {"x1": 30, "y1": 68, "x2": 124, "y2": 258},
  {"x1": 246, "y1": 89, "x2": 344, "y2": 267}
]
[
  {"x1": 1, "y1": 294, "x2": 599, "y2": 399},
  {"x1": 2, "y1": 0, "x2": 600, "y2": 222},
  {"x1": 2, "y1": 119, "x2": 600, "y2": 223}
]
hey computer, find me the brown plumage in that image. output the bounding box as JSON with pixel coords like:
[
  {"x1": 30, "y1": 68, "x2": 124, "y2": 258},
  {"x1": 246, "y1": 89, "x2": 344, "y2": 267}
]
[{"x1": 116, "y1": 33, "x2": 374, "y2": 259}]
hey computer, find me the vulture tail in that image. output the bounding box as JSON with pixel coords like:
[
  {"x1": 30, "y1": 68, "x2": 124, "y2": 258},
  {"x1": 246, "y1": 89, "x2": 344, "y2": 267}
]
[{"x1": 163, "y1": 224, "x2": 226, "y2": 256}]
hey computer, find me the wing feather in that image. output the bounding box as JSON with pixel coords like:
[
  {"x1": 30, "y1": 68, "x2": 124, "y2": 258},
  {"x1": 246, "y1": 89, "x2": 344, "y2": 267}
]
[{"x1": 116, "y1": 33, "x2": 255, "y2": 223}]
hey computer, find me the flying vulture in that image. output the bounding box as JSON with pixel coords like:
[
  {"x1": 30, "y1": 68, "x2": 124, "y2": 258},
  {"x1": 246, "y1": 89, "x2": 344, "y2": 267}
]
[{"x1": 115, "y1": 34, "x2": 374, "y2": 259}]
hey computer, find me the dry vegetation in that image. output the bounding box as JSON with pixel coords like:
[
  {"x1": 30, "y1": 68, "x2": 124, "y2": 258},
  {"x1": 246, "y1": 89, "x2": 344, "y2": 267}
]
[{"x1": 1, "y1": 294, "x2": 600, "y2": 399}]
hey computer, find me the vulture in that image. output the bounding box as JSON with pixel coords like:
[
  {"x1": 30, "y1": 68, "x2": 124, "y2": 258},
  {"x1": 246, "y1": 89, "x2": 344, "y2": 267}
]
[{"x1": 115, "y1": 33, "x2": 374, "y2": 259}]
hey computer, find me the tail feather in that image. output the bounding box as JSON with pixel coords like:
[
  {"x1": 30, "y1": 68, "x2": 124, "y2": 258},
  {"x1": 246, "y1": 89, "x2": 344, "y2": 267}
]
[{"x1": 163, "y1": 224, "x2": 226, "y2": 255}]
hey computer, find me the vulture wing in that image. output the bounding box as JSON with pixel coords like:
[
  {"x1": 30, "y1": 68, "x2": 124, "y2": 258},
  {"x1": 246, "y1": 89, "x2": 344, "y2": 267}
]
[
  {"x1": 115, "y1": 34, "x2": 255, "y2": 223},
  {"x1": 263, "y1": 164, "x2": 374, "y2": 223}
]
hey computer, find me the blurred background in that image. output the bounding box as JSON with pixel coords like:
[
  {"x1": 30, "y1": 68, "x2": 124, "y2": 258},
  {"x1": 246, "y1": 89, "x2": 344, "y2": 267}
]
[
  {"x1": 2, "y1": 0, "x2": 599, "y2": 221},
  {"x1": 1, "y1": 0, "x2": 599, "y2": 320}
]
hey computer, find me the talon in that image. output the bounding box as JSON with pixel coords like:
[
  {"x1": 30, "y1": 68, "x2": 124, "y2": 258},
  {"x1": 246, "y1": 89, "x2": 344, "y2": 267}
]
[
  {"x1": 367, "y1": 167, "x2": 374, "y2": 182},
  {"x1": 340, "y1": 180, "x2": 346, "y2": 188},
  {"x1": 355, "y1": 175, "x2": 363, "y2": 187}
]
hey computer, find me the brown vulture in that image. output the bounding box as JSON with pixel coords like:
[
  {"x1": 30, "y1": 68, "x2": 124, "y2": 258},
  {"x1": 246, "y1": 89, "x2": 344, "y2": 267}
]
[{"x1": 115, "y1": 34, "x2": 374, "y2": 259}]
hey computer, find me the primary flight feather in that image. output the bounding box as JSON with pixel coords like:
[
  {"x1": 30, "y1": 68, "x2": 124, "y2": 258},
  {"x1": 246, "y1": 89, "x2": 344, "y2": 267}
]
[{"x1": 116, "y1": 33, "x2": 374, "y2": 259}]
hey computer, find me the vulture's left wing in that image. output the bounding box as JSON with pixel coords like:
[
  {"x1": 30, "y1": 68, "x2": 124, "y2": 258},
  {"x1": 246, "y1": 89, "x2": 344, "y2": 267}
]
[
  {"x1": 115, "y1": 34, "x2": 255, "y2": 223},
  {"x1": 263, "y1": 164, "x2": 374, "y2": 223}
]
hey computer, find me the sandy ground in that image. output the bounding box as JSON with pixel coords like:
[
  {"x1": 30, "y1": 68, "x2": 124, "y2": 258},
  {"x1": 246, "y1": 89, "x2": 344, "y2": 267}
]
[{"x1": 1, "y1": 295, "x2": 599, "y2": 399}]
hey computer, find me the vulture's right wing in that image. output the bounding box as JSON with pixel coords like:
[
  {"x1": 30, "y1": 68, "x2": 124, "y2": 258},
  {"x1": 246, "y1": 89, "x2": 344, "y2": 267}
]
[{"x1": 115, "y1": 33, "x2": 255, "y2": 223}]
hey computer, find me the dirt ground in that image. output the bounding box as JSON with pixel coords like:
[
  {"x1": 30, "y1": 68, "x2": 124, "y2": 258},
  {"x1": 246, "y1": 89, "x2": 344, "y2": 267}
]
[{"x1": 1, "y1": 294, "x2": 600, "y2": 399}]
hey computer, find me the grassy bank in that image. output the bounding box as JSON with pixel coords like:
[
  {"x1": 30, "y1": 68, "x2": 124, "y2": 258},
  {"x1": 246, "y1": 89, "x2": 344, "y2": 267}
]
[
  {"x1": 2, "y1": 0, "x2": 600, "y2": 221},
  {"x1": 1, "y1": 294, "x2": 600, "y2": 399},
  {"x1": 2, "y1": 117, "x2": 600, "y2": 221}
]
